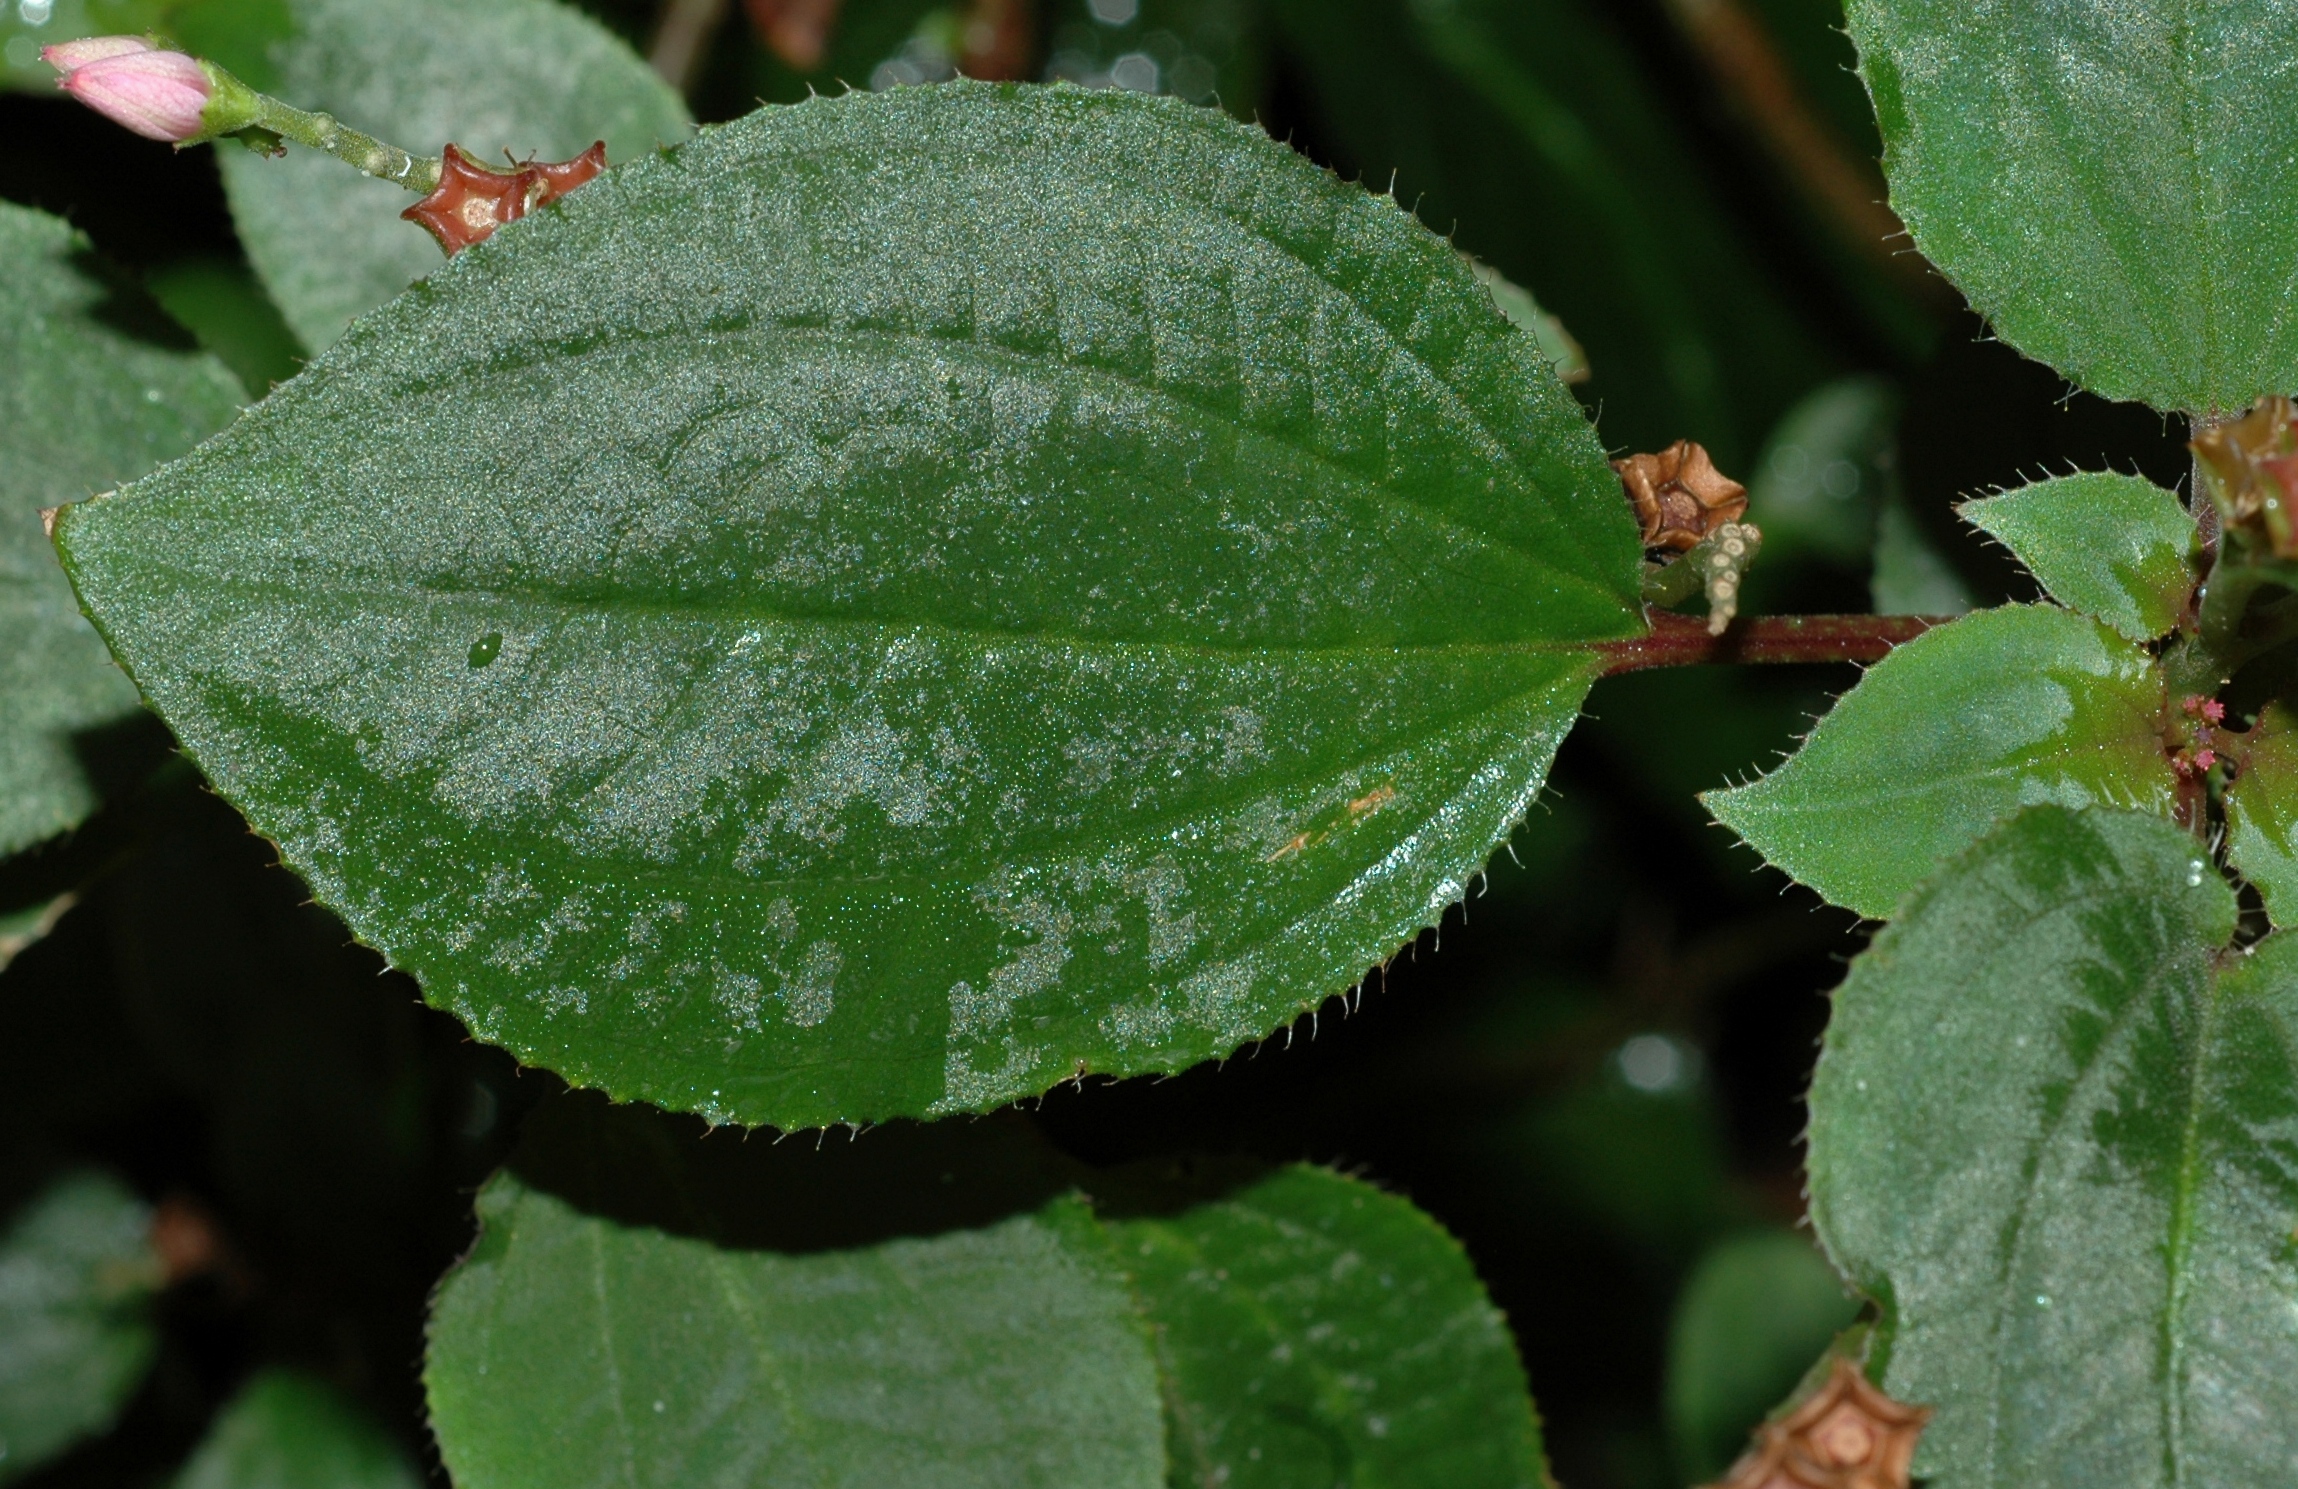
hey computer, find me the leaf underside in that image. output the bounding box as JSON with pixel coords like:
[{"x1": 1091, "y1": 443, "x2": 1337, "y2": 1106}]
[
  {"x1": 1845, "y1": 0, "x2": 2298, "y2": 413},
  {"x1": 58, "y1": 83, "x2": 1643, "y2": 1129},
  {"x1": 0, "y1": 203, "x2": 242, "y2": 858},
  {"x1": 1808, "y1": 806, "x2": 2298, "y2": 1489}
]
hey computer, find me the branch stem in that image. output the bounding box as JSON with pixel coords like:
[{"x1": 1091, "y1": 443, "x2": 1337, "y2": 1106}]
[
  {"x1": 1594, "y1": 611, "x2": 1946, "y2": 675},
  {"x1": 244, "y1": 93, "x2": 439, "y2": 193}
]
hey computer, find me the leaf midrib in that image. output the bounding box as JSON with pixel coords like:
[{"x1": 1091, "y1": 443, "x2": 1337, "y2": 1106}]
[
  {"x1": 120, "y1": 563, "x2": 1617, "y2": 660},
  {"x1": 321, "y1": 313, "x2": 1632, "y2": 631}
]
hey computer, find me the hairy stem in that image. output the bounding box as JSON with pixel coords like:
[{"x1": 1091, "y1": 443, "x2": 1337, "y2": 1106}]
[
  {"x1": 1594, "y1": 611, "x2": 1945, "y2": 675},
  {"x1": 245, "y1": 94, "x2": 439, "y2": 192}
]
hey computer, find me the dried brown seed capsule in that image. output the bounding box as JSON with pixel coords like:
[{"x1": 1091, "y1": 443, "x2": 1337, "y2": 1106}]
[
  {"x1": 402, "y1": 141, "x2": 608, "y2": 255},
  {"x1": 1613, "y1": 439, "x2": 1749, "y2": 553},
  {"x1": 1704, "y1": 1357, "x2": 1930, "y2": 1489},
  {"x1": 2193, "y1": 395, "x2": 2298, "y2": 558}
]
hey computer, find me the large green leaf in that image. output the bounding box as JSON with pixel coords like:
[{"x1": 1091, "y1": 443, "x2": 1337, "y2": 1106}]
[
  {"x1": 1106, "y1": 1165, "x2": 1549, "y2": 1489},
  {"x1": 0, "y1": 204, "x2": 243, "y2": 859},
  {"x1": 55, "y1": 84, "x2": 1642, "y2": 1129},
  {"x1": 1844, "y1": 0, "x2": 2298, "y2": 412},
  {"x1": 1808, "y1": 806, "x2": 2298, "y2": 1488},
  {"x1": 425, "y1": 1103, "x2": 1548, "y2": 1488},
  {"x1": 205, "y1": 0, "x2": 692, "y2": 351},
  {"x1": 0, "y1": 1171, "x2": 163, "y2": 1483},
  {"x1": 1959, "y1": 472, "x2": 2196, "y2": 644},
  {"x1": 1704, "y1": 605, "x2": 2172, "y2": 918},
  {"x1": 174, "y1": 1371, "x2": 421, "y2": 1489}
]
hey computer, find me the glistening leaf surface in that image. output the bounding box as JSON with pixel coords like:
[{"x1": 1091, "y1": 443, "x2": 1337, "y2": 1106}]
[
  {"x1": 56, "y1": 84, "x2": 1643, "y2": 1130},
  {"x1": 1959, "y1": 472, "x2": 2195, "y2": 644},
  {"x1": 1844, "y1": 0, "x2": 2298, "y2": 412},
  {"x1": 1704, "y1": 606, "x2": 2171, "y2": 919},
  {"x1": 1807, "y1": 806, "x2": 2298, "y2": 1489},
  {"x1": 208, "y1": 0, "x2": 692, "y2": 350},
  {"x1": 0, "y1": 204, "x2": 242, "y2": 857},
  {"x1": 1107, "y1": 1165, "x2": 1549, "y2": 1489}
]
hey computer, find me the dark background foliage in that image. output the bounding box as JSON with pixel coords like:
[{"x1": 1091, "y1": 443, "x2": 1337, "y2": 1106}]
[{"x1": 0, "y1": 2, "x2": 2194, "y2": 1485}]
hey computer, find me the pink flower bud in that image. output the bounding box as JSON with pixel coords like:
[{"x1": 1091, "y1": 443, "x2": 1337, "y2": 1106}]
[
  {"x1": 40, "y1": 36, "x2": 155, "y2": 72},
  {"x1": 55, "y1": 47, "x2": 211, "y2": 143}
]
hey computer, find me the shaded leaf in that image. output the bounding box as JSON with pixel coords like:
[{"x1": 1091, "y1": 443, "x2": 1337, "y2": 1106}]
[
  {"x1": 1265, "y1": 0, "x2": 1832, "y2": 467},
  {"x1": 56, "y1": 84, "x2": 1642, "y2": 1129},
  {"x1": 1744, "y1": 376, "x2": 1894, "y2": 573},
  {"x1": 426, "y1": 1103, "x2": 1550, "y2": 1489},
  {"x1": 1663, "y1": 1230, "x2": 1858, "y2": 1484},
  {"x1": 1844, "y1": 0, "x2": 2298, "y2": 412},
  {"x1": 427, "y1": 1175, "x2": 1171, "y2": 1489},
  {"x1": 173, "y1": 1371, "x2": 421, "y2": 1489},
  {"x1": 0, "y1": 1171, "x2": 162, "y2": 1483},
  {"x1": 1960, "y1": 472, "x2": 2195, "y2": 643},
  {"x1": 1705, "y1": 606, "x2": 2171, "y2": 918},
  {"x1": 143, "y1": 256, "x2": 305, "y2": 400},
  {"x1": 1107, "y1": 1165, "x2": 1549, "y2": 1489},
  {"x1": 1870, "y1": 496, "x2": 1972, "y2": 617},
  {"x1": 2226, "y1": 700, "x2": 2298, "y2": 924},
  {"x1": 206, "y1": 0, "x2": 692, "y2": 350},
  {"x1": 1808, "y1": 805, "x2": 2298, "y2": 1488},
  {"x1": 0, "y1": 203, "x2": 242, "y2": 858}
]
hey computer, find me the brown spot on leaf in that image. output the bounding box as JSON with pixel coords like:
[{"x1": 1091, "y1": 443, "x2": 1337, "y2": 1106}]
[
  {"x1": 1705, "y1": 1357, "x2": 1929, "y2": 1489},
  {"x1": 402, "y1": 141, "x2": 608, "y2": 255},
  {"x1": 1614, "y1": 440, "x2": 1747, "y2": 553}
]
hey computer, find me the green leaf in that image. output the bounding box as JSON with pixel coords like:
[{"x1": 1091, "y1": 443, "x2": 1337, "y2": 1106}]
[
  {"x1": 1705, "y1": 606, "x2": 2172, "y2": 919},
  {"x1": 56, "y1": 84, "x2": 1643, "y2": 1129},
  {"x1": 1808, "y1": 805, "x2": 2298, "y2": 1488},
  {"x1": 1107, "y1": 1166, "x2": 1549, "y2": 1489},
  {"x1": 1843, "y1": 0, "x2": 2298, "y2": 412},
  {"x1": 426, "y1": 1104, "x2": 1550, "y2": 1489},
  {"x1": 2226, "y1": 700, "x2": 2298, "y2": 923},
  {"x1": 0, "y1": 204, "x2": 243, "y2": 859},
  {"x1": 174, "y1": 1371, "x2": 420, "y2": 1489},
  {"x1": 1663, "y1": 1231, "x2": 1859, "y2": 1483},
  {"x1": 0, "y1": 1170, "x2": 163, "y2": 1483},
  {"x1": 1960, "y1": 472, "x2": 2196, "y2": 643},
  {"x1": 209, "y1": 0, "x2": 692, "y2": 351},
  {"x1": 427, "y1": 1174, "x2": 1171, "y2": 1489}
]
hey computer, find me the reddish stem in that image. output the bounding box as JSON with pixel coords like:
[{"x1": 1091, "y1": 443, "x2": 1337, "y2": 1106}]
[{"x1": 1594, "y1": 611, "x2": 1947, "y2": 675}]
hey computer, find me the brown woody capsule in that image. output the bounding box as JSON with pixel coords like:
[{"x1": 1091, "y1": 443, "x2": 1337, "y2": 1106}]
[
  {"x1": 1613, "y1": 440, "x2": 1749, "y2": 553},
  {"x1": 1704, "y1": 1357, "x2": 1930, "y2": 1489},
  {"x1": 2193, "y1": 395, "x2": 2298, "y2": 558},
  {"x1": 402, "y1": 141, "x2": 608, "y2": 255}
]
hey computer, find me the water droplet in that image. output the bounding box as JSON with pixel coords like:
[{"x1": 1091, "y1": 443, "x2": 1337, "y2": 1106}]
[
  {"x1": 468, "y1": 631, "x2": 503, "y2": 668},
  {"x1": 2035, "y1": 1294, "x2": 2051, "y2": 1308},
  {"x1": 2188, "y1": 859, "x2": 2206, "y2": 887},
  {"x1": 652, "y1": 1399, "x2": 666, "y2": 1413}
]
